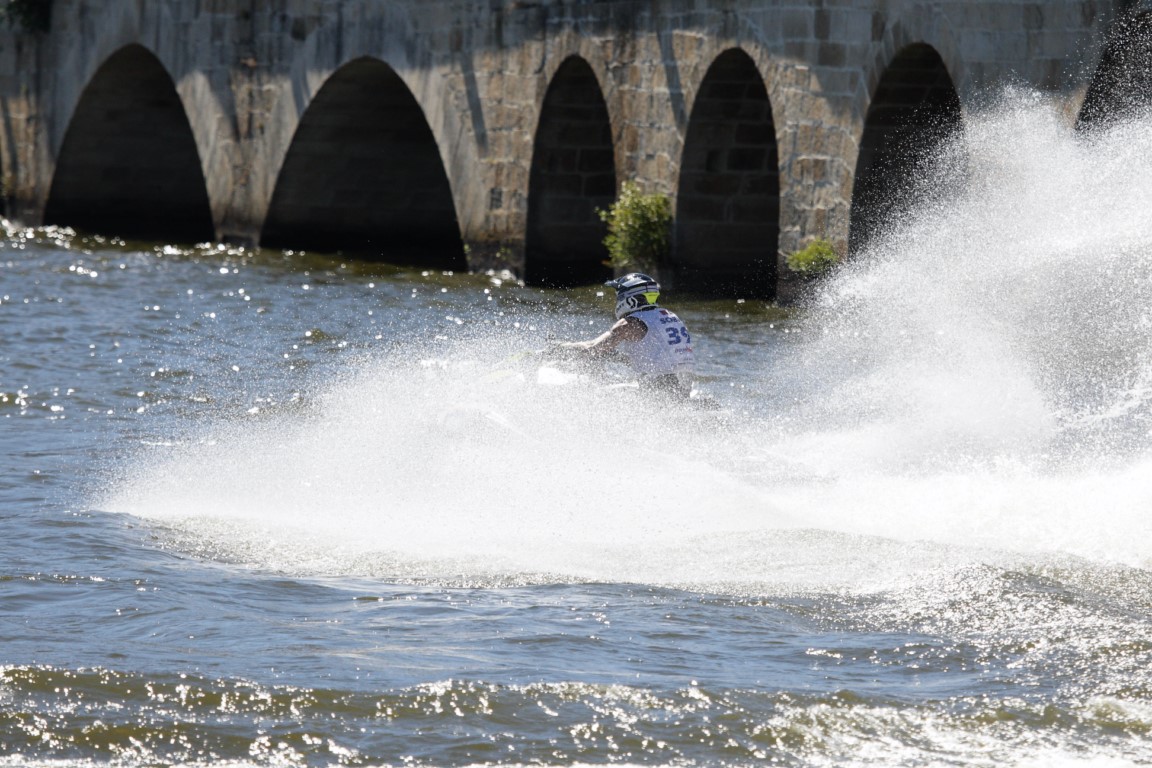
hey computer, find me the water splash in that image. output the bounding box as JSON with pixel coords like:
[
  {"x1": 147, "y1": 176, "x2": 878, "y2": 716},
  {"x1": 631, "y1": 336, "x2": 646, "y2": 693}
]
[
  {"x1": 106, "y1": 339, "x2": 807, "y2": 587},
  {"x1": 796, "y1": 96, "x2": 1152, "y2": 462},
  {"x1": 106, "y1": 92, "x2": 1152, "y2": 584},
  {"x1": 760, "y1": 92, "x2": 1152, "y2": 567}
]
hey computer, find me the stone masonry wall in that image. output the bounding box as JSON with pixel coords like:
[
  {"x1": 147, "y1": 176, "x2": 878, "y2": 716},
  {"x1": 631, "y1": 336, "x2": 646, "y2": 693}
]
[{"x1": 0, "y1": 0, "x2": 1125, "y2": 300}]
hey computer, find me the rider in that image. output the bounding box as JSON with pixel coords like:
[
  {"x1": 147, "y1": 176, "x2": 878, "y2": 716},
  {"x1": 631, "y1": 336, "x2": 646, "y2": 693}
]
[{"x1": 551, "y1": 272, "x2": 694, "y2": 397}]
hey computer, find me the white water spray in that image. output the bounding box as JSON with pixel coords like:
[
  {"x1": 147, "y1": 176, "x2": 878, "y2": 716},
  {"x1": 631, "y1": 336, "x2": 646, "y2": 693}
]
[
  {"x1": 767, "y1": 93, "x2": 1152, "y2": 567},
  {"x1": 107, "y1": 93, "x2": 1152, "y2": 586}
]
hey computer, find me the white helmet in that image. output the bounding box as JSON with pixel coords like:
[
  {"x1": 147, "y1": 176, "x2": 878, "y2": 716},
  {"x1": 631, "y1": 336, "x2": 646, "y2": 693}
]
[{"x1": 606, "y1": 273, "x2": 660, "y2": 319}]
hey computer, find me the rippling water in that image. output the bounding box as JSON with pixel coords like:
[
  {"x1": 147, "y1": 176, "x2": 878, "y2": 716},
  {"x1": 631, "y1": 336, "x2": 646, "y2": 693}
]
[{"x1": 4, "y1": 97, "x2": 1152, "y2": 767}]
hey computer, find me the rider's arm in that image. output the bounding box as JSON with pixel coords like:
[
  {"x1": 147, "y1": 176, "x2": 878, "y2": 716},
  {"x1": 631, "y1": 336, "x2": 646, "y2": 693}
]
[{"x1": 556, "y1": 316, "x2": 646, "y2": 359}]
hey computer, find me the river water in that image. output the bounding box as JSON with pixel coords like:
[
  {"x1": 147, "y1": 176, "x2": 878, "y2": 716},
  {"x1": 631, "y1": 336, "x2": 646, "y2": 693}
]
[{"x1": 3, "y1": 97, "x2": 1152, "y2": 767}]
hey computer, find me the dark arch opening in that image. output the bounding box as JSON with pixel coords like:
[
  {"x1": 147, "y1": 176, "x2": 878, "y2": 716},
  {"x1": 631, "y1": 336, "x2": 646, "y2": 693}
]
[
  {"x1": 675, "y1": 49, "x2": 780, "y2": 298},
  {"x1": 44, "y1": 45, "x2": 214, "y2": 243},
  {"x1": 261, "y1": 58, "x2": 465, "y2": 269},
  {"x1": 524, "y1": 57, "x2": 616, "y2": 287},
  {"x1": 849, "y1": 43, "x2": 962, "y2": 253},
  {"x1": 1078, "y1": 13, "x2": 1152, "y2": 129}
]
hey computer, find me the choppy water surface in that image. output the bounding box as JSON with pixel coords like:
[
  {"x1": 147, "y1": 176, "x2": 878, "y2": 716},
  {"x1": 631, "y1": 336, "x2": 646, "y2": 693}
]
[{"x1": 4, "y1": 97, "x2": 1152, "y2": 767}]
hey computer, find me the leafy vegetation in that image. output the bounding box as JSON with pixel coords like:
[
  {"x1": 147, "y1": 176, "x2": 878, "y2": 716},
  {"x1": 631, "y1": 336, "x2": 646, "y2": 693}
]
[
  {"x1": 785, "y1": 237, "x2": 840, "y2": 278},
  {"x1": 597, "y1": 182, "x2": 671, "y2": 274}
]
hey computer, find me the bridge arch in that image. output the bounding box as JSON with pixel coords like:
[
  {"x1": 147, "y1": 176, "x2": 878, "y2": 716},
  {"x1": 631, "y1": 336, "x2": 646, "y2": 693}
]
[
  {"x1": 261, "y1": 56, "x2": 465, "y2": 268},
  {"x1": 524, "y1": 55, "x2": 616, "y2": 288},
  {"x1": 675, "y1": 48, "x2": 780, "y2": 298},
  {"x1": 1078, "y1": 12, "x2": 1152, "y2": 128},
  {"x1": 43, "y1": 44, "x2": 214, "y2": 243},
  {"x1": 849, "y1": 42, "x2": 962, "y2": 253}
]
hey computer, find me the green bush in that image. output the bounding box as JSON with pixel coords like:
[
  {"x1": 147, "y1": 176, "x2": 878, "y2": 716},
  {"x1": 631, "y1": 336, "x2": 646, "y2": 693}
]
[
  {"x1": 786, "y1": 238, "x2": 840, "y2": 278},
  {"x1": 597, "y1": 182, "x2": 671, "y2": 274},
  {"x1": 4, "y1": 0, "x2": 51, "y2": 33}
]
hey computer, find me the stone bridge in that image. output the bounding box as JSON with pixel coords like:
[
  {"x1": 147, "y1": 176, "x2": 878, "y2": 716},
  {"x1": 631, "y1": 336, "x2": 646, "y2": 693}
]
[{"x1": 1, "y1": 0, "x2": 1149, "y2": 300}]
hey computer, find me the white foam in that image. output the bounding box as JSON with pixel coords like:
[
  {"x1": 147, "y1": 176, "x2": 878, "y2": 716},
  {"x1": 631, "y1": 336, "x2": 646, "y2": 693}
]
[{"x1": 105, "y1": 93, "x2": 1152, "y2": 586}]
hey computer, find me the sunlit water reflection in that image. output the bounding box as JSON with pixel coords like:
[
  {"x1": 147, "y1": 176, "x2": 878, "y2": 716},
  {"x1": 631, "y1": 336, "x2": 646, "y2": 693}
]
[{"x1": 3, "y1": 95, "x2": 1152, "y2": 766}]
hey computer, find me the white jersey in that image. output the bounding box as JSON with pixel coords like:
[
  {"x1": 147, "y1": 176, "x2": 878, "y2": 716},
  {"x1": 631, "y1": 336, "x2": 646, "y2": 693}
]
[{"x1": 618, "y1": 306, "x2": 694, "y2": 377}]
